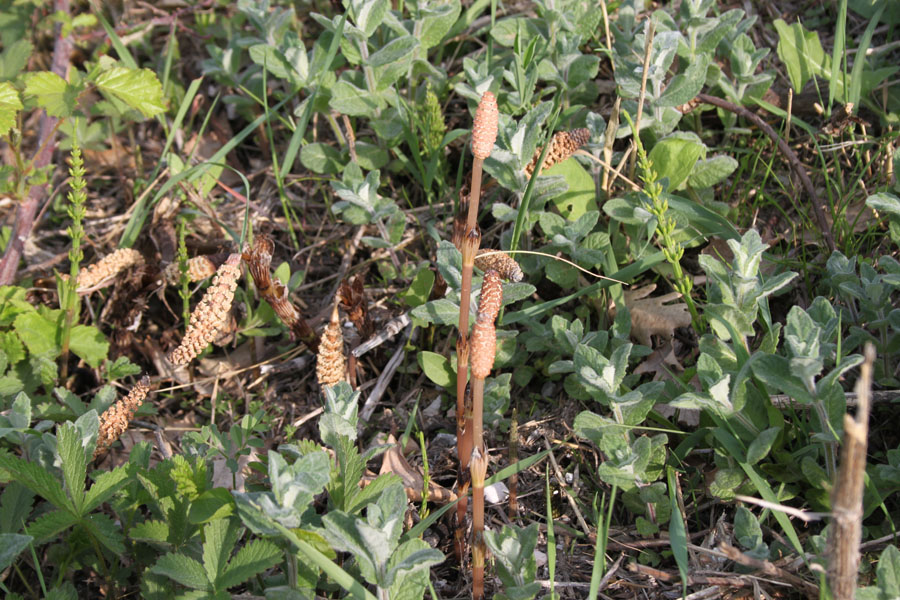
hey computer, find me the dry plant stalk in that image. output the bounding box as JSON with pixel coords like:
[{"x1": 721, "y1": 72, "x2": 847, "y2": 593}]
[
  {"x1": 475, "y1": 249, "x2": 524, "y2": 282},
  {"x1": 168, "y1": 253, "x2": 242, "y2": 366},
  {"x1": 316, "y1": 303, "x2": 346, "y2": 387},
  {"x1": 827, "y1": 343, "x2": 875, "y2": 600},
  {"x1": 242, "y1": 235, "x2": 319, "y2": 351},
  {"x1": 162, "y1": 255, "x2": 220, "y2": 285},
  {"x1": 94, "y1": 375, "x2": 151, "y2": 458},
  {"x1": 523, "y1": 128, "x2": 591, "y2": 178},
  {"x1": 508, "y1": 407, "x2": 518, "y2": 518},
  {"x1": 456, "y1": 92, "x2": 499, "y2": 550},
  {"x1": 75, "y1": 248, "x2": 144, "y2": 291}
]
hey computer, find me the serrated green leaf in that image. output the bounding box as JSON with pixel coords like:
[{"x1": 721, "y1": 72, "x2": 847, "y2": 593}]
[
  {"x1": 0, "y1": 533, "x2": 32, "y2": 571},
  {"x1": 24, "y1": 71, "x2": 76, "y2": 118},
  {"x1": 130, "y1": 519, "x2": 170, "y2": 545},
  {"x1": 0, "y1": 452, "x2": 72, "y2": 512},
  {"x1": 0, "y1": 39, "x2": 33, "y2": 81},
  {"x1": 0, "y1": 82, "x2": 22, "y2": 136},
  {"x1": 188, "y1": 488, "x2": 235, "y2": 524},
  {"x1": 0, "y1": 481, "x2": 33, "y2": 534},
  {"x1": 203, "y1": 518, "x2": 240, "y2": 588},
  {"x1": 68, "y1": 324, "x2": 109, "y2": 368},
  {"x1": 152, "y1": 552, "x2": 211, "y2": 590},
  {"x1": 217, "y1": 538, "x2": 282, "y2": 590},
  {"x1": 57, "y1": 423, "x2": 87, "y2": 515},
  {"x1": 84, "y1": 512, "x2": 125, "y2": 554},
  {"x1": 84, "y1": 467, "x2": 129, "y2": 512},
  {"x1": 25, "y1": 509, "x2": 77, "y2": 543},
  {"x1": 13, "y1": 310, "x2": 58, "y2": 357},
  {"x1": 93, "y1": 67, "x2": 166, "y2": 118}
]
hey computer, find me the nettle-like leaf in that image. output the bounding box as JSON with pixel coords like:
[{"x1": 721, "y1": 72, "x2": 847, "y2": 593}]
[
  {"x1": 92, "y1": 67, "x2": 166, "y2": 118},
  {"x1": 0, "y1": 82, "x2": 22, "y2": 137},
  {"x1": 24, "y1": 71, "x2": 77, "y2": 117},
  {"x1": 0, "y1": 533, "x2": 32, "y2": 572},
  {"x1": 320, "y1": 382, "x2": 360, "y2": 444}
]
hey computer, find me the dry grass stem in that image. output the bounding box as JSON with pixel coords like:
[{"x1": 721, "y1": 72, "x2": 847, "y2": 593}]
[
  {"x1": 826, "y1": 343, "x2": 875, "y2": 600},
  {"x1": 524, "y1": 128, "x2": 591, "y2": 178},
  {"x1": 316, "y1": 303, "x2": 346, "y2": 387},
  {"x1": 168, "y1": 253, "x2": 242, "y2": 366},
  {"x1": 94, "y1": 375, "x2": 151, "y2": 458},
  {"x1": 76, "y1": 248, "x2": 144, "y2": 291},
  {"x1": 475, "y1": 249, "x2": 523, "y2": 282}
]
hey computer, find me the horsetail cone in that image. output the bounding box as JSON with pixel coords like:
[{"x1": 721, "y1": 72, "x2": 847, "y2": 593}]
[
  {"x1": 76, "y1": 248, "x2": 145, "y2": 290},
  {"x1": 475, "y1": 249, "x2": 524, "y2": 283},
  {"x1": 524, "y1": 128, "x2": 591, "y2": 177},
  {"x1": 94, "y1": 375, "x2": 151, "y2": 458},
  {"x1": 168, "y1": 253, "x2": 242, "y2": 366},
  {"x1": 316, "y1": 304, "x2": 346, "y2": 387},
  {"x1": 471, "y1": 91, "x2": 499, "y2": 160},
  {"x1": 163, "y1": 255, "x2": 219, "y2": 285},
  {"x1": 470, "y1": 271, "x2": 503, "y2": 379}
]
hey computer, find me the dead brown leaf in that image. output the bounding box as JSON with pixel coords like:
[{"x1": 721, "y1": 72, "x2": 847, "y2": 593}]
[
  {"x1": 379, "y1": 434, "x2": 457, "y2": 504},
  {"x1": 613, "y1": 284, "x2": 691, "y2": 347}
]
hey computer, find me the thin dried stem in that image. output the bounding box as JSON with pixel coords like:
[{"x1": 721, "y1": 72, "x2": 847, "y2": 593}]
[{"x1": 827, "y1": 343, "x2": 875, "y2": 600}]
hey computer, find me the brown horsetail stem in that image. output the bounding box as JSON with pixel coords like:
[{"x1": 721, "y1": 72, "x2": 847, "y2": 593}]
[
  {"x1": 468, "y1": 270, "x2": 502, "y2": 600},
  {"x1": 455, "y1": 90, "x2": 499, "y2": 559},
  {"x1": 75, "y1": 247, "x2": 144, "y2": 292},
  {"x1": 523, "y1": 128, "x2": 591, "y2": 178},
  {"x1": 94, "y1": 375, "x2": 151, "y2": 458},
  {"x1": 316, "y1": 303, "x2": 345, "y2": 387},
  {"x1": 168, "y1": 253, "x2": 242, "y2": 366},
  {"x1": 243, "y1": 235, "x2": 320, "y2": 351}
]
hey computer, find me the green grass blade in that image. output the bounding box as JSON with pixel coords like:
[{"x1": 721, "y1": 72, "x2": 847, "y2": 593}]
[
  {"x1": 667, "y1": 467, "x2": 689, "y2": 597},
  {"x1": 509, "y1": 90, "x2": 563, "y2": 254},
  {"x1": 848, "y1": 5, "x2": 885, "y2": 108},
  {"x1": 545, "y1": 466, "x2": 556, "y2": 599},
  {"x1": 279, "y1": 13, "x2": 347, "y2": 179},
  {"x1": 829, "y1": 0, "x2": 848, "y2": 109},
  {"x1": 120, "y1": 96, "x2": 290, "y2": 247}
]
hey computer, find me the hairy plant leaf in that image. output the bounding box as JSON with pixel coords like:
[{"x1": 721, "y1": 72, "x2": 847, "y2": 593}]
[
  {"x1": 0, "y1": 82, "x2": 22, "y2": 136},
  {"x1": 93, "y1": 67, "x2": 166, "y2": 118},
  {"x1": 152, "y1": 552, "x2": 210, "y2": 591},
  {"x1": 217, "y1": 538, "x2": 282, "y2": 590}
]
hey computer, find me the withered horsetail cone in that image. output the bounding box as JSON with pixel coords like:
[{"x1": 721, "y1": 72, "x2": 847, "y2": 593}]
[
  {"x1": 475, "y1": 249, "x2": 524, "y2": 283},
  {"x1": 316, "y1": 303, "x2": 346, "y2": 387},
  {"x1": 168, "y1": 253, "x2": 242, "y2": 366},
  {"x1": 524, "y1": 128, "x2": 591, "y2": 177},
  {"x1": 76, "y1": 248, "x2": 145, "y2": 290},
  {"x1": 163, "y1": 255, "x2": 218, "y2": 285},
  {"x1": 94, "y1": 375, "x2": 151, "y2": 458},
  {"x1": 471, "y1": 91, "x2": 499, "y2": 160}
]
